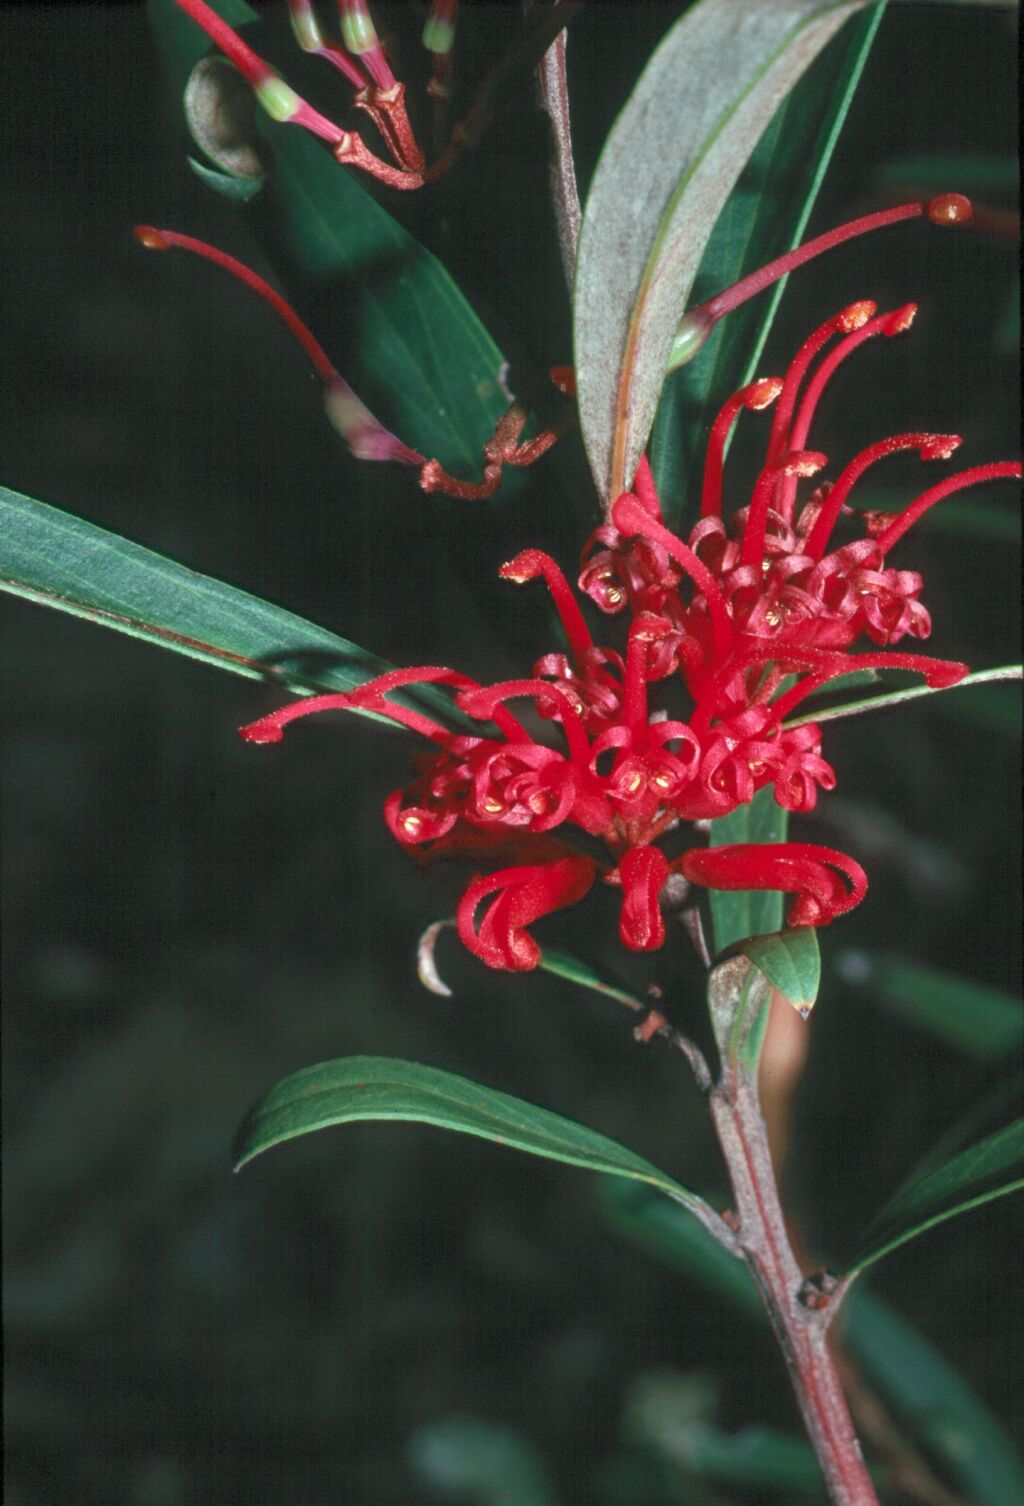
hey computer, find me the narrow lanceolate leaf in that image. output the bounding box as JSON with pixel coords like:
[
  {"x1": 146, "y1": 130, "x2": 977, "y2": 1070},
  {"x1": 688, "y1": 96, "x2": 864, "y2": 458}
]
[
  {"x1": 0, "y1": 487, "x2": 459, "y2": 726},
  {"x1": 574, "y1": 0, "x2": 868, "y2": 503},
  {"x1": 785, "y1": 665, "x2": 1023, "y2": 729},
  {"x1": 707, "y1": 784, "x2": 788, "y2": 954},
  {"x1": 846, "y1": 1119, "x2": 1024, "y2": 1278},
  {"x1": 233, "y1": 1056, "x2": 707, "y2": 1216},
  {"x1": 539, "y1": 948, "x2": 646, "y2": 1014},
  {"x1": 148, "y1": 0, "x2": 508, "y2": 472},
  {"x1": 651, "y1": 4, "x2": 885, "y2": 520}
]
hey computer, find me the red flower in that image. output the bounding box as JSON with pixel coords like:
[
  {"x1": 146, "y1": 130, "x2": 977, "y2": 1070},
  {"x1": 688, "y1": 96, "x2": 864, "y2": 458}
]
[{"x1": 237, "y1": 197, "x2": 1019, "y2": 972}]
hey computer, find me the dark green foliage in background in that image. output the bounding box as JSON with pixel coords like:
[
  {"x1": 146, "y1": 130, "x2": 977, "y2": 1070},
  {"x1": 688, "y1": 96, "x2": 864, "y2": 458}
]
[{"x1": 1, "y1": 4, "x2": 1019, "y2": 1505}]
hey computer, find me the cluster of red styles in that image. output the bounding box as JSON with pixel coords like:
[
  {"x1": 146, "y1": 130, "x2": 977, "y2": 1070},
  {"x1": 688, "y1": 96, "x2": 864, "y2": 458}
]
[{"x1": 143, "y1": 0, "x2": 1020, "y2": 973}]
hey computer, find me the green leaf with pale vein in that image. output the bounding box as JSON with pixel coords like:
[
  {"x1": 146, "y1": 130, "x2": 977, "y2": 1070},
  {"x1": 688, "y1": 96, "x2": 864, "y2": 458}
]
[
  {"x1": 846, "y1": 1119, "x2": 1024, "y2": 1276},
  {"x1": 784, "y1": 665, "x2": 1022, "y2": 729},
  {"x1": 575, "y1": 0, "x2": 877, "y2": 503},
  {"x1": 233, "y1": 1056, "x2": 708, "y2": 1221},
  {"x1": 0, "y1": 486, "x2": 460, "y2": 727},
  {"x1": 651, "y1": 5, "x2": 885, "y2": 521}
]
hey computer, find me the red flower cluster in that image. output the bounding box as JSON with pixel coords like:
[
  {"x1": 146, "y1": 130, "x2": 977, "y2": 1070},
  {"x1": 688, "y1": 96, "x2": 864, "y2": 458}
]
[{"x1": 240, "y1": 305, "x2": 1018, "y2": 970}]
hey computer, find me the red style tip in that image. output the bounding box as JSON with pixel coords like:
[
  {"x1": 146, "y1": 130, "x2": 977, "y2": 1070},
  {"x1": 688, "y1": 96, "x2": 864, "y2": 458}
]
[
  {"x1": 781, "y1": 450, "x2": 828, "y2": 479},
  {"x1": 133, "y1": 225, "x2": 170, "y2": 252},
  {"x1": 837, "y1": 300, "x2": 876, "y2": 333},
  {"x1": 498, "y1": 552, "x2": 541, "y2": 585},
  {"x1": 884, "y1": 303, "x2": 917, "y2": 335},
  {"x1": 746, "y1": 377, "x2": 784, "y2": 410},
  {"x1": 927, "y1": 193, "x2": 973, "y2": 227}
]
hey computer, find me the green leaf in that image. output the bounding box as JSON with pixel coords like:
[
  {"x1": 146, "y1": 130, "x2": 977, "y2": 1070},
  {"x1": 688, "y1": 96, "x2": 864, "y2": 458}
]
[
  {"x1": 539, "y1": 948, "x2": 646, "y2": 1014},
  {"x1": 706, "y1": 785, "x2": 788, "y2": 955},
  {"x1": 842, "y1": 1290, "x2": 1024, "y2": 1506},
  {"x1": 188, "y1": 156, "x2": 266, "y2": 201},
  {"x1": 785, "y1": 665, "x2": 1023, "y2": 730},
  {"x1": 846, "y1": 1119, "x2": 1024, "y2": 1277},
  {"x1": 740, "y1": 928, "x2": 821, "y2": 1015},
  {"x1": 836, "y1": 951, "x2": 1024, "y2": 1061},
  {"x1": 0, "y1": 486, "x2": 459, "y2": 727},
  {"x1": 233, "y1": 1055, "x2": 709, "y2": 1218},
  {"x1": 602, "y1": 1180, "x2": 1024, "y2": 1506},
  {"x1": 651, "y1": 6, "x2": 885, "y2": 521},
  {"x1": 148, "y1": 0, "x2": 508, "y2": 472},
  {"x1": 267, "y1": 131, "x2": 508, "y2": 468},
  {"x1": 895, "y1": 1076, "x2": 1024, "y2": 1189},
  {"x1": 574, "y1": 0, "x2": 880, "y2": 502}
]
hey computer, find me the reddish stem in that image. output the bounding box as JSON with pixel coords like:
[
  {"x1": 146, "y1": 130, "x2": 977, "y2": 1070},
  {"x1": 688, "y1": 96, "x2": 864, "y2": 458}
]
[{"x1": 709, "y1": 1067, "x2": 879, "y2": 1505}]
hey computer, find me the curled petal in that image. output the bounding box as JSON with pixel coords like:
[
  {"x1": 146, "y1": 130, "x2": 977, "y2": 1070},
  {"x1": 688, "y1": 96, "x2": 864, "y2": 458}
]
[
  {"x1": 456, "y1": 857, "x2": 597, "y2": 971},
  {"x1": 773, "y1": 748, "x2": 836, "y2": 813},
  {"x1": 616, "y1": 846, "x2": 671, "y2": 951},
  {"x1": 677, "y1": 843, "x2": 867, "y2": 928},
  {"x1": 384, "y1": 788, "x2": 459, "y2": 846}
]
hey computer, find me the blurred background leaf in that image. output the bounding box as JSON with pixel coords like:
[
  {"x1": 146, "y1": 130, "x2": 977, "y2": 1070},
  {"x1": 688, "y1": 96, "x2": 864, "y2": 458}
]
[
  {"x1": 407, "y1": 1415, "x2": 559, "y2": 1506},
  {"x1": 834, "y1": 950, "x2": 1023, "y2": 1061}
]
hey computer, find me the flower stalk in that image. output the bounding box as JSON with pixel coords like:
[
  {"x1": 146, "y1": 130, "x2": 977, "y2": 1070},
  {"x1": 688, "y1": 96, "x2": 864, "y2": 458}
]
[{"x1": 709, "y1": 1058, "x2": 879, "y2": 1506}]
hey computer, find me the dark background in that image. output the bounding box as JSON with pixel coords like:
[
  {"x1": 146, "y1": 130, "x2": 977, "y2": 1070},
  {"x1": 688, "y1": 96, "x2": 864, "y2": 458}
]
[{"x1": 2, "y1": 4, "x2": 1020, "y2": 1503}]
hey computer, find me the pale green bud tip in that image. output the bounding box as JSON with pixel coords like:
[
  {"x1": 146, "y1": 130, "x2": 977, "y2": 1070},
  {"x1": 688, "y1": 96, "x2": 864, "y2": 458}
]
[
  {"x1": 665, "y1": 309, "x2": 714, "y2": 373},
  {"x1": 340, "y1": 7, "x2": 378, "y2": 55},
  {"x1": 256, "y1": 76, "x2": 302, "y2": 122},
  {"x1": 289, "y1": 6, "x2": 322, "y2": 53},
  {"x1": 422, "y1": 16, "x2": 454, "y2": 53}
]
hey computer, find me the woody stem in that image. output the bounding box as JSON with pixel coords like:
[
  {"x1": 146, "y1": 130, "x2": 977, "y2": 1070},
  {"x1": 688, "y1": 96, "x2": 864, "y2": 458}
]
[{"x1": 708, "y1": 1063, "x2": 877, "y2": 1506}]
